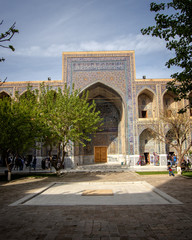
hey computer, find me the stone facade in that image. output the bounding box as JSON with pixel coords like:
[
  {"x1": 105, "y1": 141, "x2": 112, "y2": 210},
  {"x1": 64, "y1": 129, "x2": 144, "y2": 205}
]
[{"x1": 0, "y1": 51, "x2": 191, "y2": 167}]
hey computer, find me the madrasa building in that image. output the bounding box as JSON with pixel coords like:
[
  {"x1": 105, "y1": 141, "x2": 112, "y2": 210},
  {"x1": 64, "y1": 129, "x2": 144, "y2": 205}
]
[{"x1": 0, "y1": 51, "x2": 191, "y2": 168}]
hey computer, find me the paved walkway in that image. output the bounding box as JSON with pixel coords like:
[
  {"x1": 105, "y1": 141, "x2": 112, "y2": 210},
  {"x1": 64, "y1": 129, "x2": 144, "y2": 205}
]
[
  {"x1": 0, "y1": 163, "x2": 168, "y2": 174},
  {"x1": 0, "y1": 171, "x2": 191, "y2": 240}
]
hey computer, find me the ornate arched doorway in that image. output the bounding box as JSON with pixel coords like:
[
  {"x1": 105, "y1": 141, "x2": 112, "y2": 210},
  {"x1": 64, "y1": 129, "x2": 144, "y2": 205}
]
[{"x1": 75, "y1": 82, "x2": 125, "y2": 165}]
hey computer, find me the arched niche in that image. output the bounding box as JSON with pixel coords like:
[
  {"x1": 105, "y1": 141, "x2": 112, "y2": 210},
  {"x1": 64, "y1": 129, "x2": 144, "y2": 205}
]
[
  {"x1": 163, "y1": 91, "x2": 177, "y2": 115},
  {"x1": 44, "y1": 90, "x2": 57, "y2": 102},
  {"x1": 138, "y1": 89, "x2": 155, "y2": 118},
  {"x1": 19, "y1": 90, "x2": 36, "y2": 102},
  {"x1": 139, "y1": 128, "x2": 156, "y2": 163},
  {"x1": 0, "y1": 91, "x2": 11, "y2": 100},
  {"x1": 77, "y1": 82, "x2": 125, "y2": 164}
]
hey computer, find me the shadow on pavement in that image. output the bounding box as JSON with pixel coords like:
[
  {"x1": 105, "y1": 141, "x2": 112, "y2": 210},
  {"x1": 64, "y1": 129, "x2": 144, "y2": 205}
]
[{"x1": 0, "y1": 171, "x2": 192, "y2": 240}]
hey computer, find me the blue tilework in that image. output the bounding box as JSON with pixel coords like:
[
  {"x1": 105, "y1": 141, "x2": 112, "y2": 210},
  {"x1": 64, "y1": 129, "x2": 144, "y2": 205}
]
[{"x1": 65, "y1": 54, "x2": 134, "y2": 155}]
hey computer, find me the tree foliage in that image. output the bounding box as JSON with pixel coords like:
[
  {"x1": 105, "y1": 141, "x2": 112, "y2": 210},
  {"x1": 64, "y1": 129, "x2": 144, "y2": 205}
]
[
  {"x1": 0, "y1": 83, "x2": 102, "y2": 175},
  {"x1": 36, "y1": 84, "x2": 103, "y2": 173},
  {"x1": 0, "y1": 90, "x2": 41, "y2": 173},
  {"x1": 141, "y1": 0, "x2": 192, "y2": 107}
]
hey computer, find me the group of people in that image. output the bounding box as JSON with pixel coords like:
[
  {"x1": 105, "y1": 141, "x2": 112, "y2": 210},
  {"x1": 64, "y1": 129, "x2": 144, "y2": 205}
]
[
  {"x1": 167, "y1": 154, "x2": 191, "y2": 176},
  {"x1": 181, "y1": 158, "x2": 191, "y2": 171},
  {"x1": 167, "y1": 154, "x2": 177, "y2": 167},
  {"x1": 41, "y1": 157, "x2": 51, "y2": 170},
  {"x1": 41, "y1": 156, "x2": 62, "y2": 170},
  {"x1": 136, "y1": 153, "x2": 160, "y2": 166},
  {"x1": 8, "y1": 155, "x2": 37, "y2": 171}
]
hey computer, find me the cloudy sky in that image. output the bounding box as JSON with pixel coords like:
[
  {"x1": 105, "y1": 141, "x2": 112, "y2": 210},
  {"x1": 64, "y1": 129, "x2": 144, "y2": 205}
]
[{"x1": 0, "y1": 0, "x2": 178, "y2": 82}]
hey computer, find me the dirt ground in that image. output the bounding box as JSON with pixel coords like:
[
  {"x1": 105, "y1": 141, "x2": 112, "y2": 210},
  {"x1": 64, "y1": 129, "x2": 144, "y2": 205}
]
[{"x1": 0, "y1": 172, "x2": 192, "y2": 240}]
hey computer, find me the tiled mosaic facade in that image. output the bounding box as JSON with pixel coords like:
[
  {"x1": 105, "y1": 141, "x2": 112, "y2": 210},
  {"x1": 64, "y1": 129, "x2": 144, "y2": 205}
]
[
  {"x1": 0, "y1": 51, "x2": 191, "y2": 167},
  {"x1": 63, "y1": 51, "x2": 135, "y2": 158}
]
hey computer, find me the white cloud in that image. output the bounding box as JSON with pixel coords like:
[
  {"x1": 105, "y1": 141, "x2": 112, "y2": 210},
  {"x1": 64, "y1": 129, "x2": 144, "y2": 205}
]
[
  {"x1": 79, "y1": 35, "x2": 166, "y2": 54},
  {"x1": 13, "y1": 34, "x2": 166, "y2": 57}
]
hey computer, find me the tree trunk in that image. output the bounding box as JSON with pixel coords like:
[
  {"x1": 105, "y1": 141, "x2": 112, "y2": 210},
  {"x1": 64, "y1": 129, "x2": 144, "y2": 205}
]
[
  {"x1": 5, "y1": 155, "x2": 12, "y2": 181},
  {"x1": 177, "y1": 166, "x2": 182, "y2": 175},
  {"x1": 177, "y1": 149, "x2": 183, "y2": 175},
  {"x1": 61, "y1": 143, "x2": 66, "y2": 169},
  {"x1": 56, "y1": 169, "x2": 61, "y2": 176},
  {"x1": 47, "y1": 143, "x2": 67, "y2": 176},
  {"x1": 48, "y1": 145, "x2": 52, "y2": 159},
  {"x1": 54, "y1": 144, "x2": 66, "y2": 176},
  {"x1": 7, "y1": 171, "x2": 11, "y2": 181}
]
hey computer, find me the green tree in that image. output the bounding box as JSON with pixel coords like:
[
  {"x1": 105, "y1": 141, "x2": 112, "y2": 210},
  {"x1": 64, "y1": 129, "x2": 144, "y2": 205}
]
[
  {"x1": 141, "y1": 0, "x2": 192, "y2": 109},
  {"x1": 0, "y1": 90, "x2": 41, "y2": 180},
  {"x1": 37, "y1": 84, "x2": 102, "y2": 174}
]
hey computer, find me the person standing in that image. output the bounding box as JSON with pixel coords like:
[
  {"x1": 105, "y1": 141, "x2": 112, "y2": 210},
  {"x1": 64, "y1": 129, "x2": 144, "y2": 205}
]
[
  {"x1": 32, "y1": 156, "x2": 37, "y2": 170},
  {"x1": 168, "y1": 166, "x2": 175, "y2": 176},
  {"x1": 173, "y1": 154, "x2": 177, "y2": 166}
]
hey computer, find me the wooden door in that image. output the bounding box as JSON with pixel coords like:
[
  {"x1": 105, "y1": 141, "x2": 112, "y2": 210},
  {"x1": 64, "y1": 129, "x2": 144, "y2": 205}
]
[
  {"x1": 94, "y1": 147, "x2": 107, "y2": 163},
  {"x1": 95, "y1": 147, "x2": 101, "y2": 163}
]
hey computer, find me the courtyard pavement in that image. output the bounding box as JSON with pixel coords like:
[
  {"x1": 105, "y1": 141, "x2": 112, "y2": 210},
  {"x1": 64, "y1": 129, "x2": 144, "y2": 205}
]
[{"x1": 0, "y1": 171, "x2": 192, "y2": 240}]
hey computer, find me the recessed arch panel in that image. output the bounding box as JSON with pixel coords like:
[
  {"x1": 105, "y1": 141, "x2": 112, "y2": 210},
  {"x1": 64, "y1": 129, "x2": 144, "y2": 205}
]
[
  {"x1": 137, "y1": 88, "x2": 155, "y2": 118},
  {"x1": 77, "y1": 81, "x2": 126, "y2": 163},
  {"x1": 162, "y1": 90, "x2": 178, "y2": 113}
]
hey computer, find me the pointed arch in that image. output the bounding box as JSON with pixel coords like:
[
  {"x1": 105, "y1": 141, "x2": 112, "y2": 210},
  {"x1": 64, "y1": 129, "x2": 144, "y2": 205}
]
[
  {"x1": 80, "y1": 81, "x2": 126, "y2": 109},
  {"x1": 137, "y1": 87, "x2": 156, "y2": 99},
  {"x1": 162, "y1": 90, "x2": 178, "y2": 114},
  {"x1": 76, "y1": 81, "x2": 126, "y2": 164},
  {"x1": 0, "y1": 91, "x2": 11, "y2": 99},
  {"x1": 19, "y1": 90, "x2": 36, "y2": 102},
  {"x1": 139, "y1": 128, "x2": 157, "y2": 160},
  {"x1": 137, "y1": 88, "x2": 156, "y2": 118}
]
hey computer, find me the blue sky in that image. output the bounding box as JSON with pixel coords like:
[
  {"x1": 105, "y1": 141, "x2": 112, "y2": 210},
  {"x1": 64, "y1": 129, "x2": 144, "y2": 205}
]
[{"x1": 0, "y1": 0, "x2": 178, "y2": 82}]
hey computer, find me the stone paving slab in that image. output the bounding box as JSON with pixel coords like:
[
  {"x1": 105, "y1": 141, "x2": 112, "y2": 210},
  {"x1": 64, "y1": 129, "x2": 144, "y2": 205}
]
[{"x1": 10, "y1": 181, "x2": 182, "y2": 206}]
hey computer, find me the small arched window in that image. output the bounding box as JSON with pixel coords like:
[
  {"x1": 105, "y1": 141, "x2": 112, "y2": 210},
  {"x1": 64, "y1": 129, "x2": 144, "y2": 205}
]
[{"x1": 138, "y1": 90, "x2": 154, "y2": 118}]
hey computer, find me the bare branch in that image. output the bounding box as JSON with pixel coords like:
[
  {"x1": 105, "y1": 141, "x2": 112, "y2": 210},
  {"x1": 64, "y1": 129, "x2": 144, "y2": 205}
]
[
  {"x1": 0, "y1": 77, "x2": 7, "y2": 86},
  {"x1": 150, "y1": 109, "x2": 192, "y2": 167},
  {"x1": 0, "y1": 22, "x2": 19, "y2": 43},
  {"x1": 0, "y1": 21, "x2": 19, "y2": 85},
  {"x1": 0, "y1": 21, "x2": 18, "y2": 51}
]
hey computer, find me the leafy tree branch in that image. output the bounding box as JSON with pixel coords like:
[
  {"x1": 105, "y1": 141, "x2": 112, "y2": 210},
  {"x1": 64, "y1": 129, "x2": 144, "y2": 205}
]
[{"x1": 141, "y1": 0, "x2": 192, "y2": 110}]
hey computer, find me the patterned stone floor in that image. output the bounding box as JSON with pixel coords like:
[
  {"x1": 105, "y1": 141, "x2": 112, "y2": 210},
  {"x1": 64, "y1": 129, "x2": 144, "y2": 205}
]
[
  {"x1": 10, "y1": 181, "x2": 182, "y2": 206},
  {"x1": 0, "y1": 172, "x2": 192, "y2": 240}
]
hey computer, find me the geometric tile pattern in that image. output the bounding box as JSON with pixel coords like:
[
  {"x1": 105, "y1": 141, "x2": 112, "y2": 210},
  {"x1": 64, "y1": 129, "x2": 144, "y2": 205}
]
[{"x1": 62, "y1": 51, "x2": 135, "y2": 154}]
